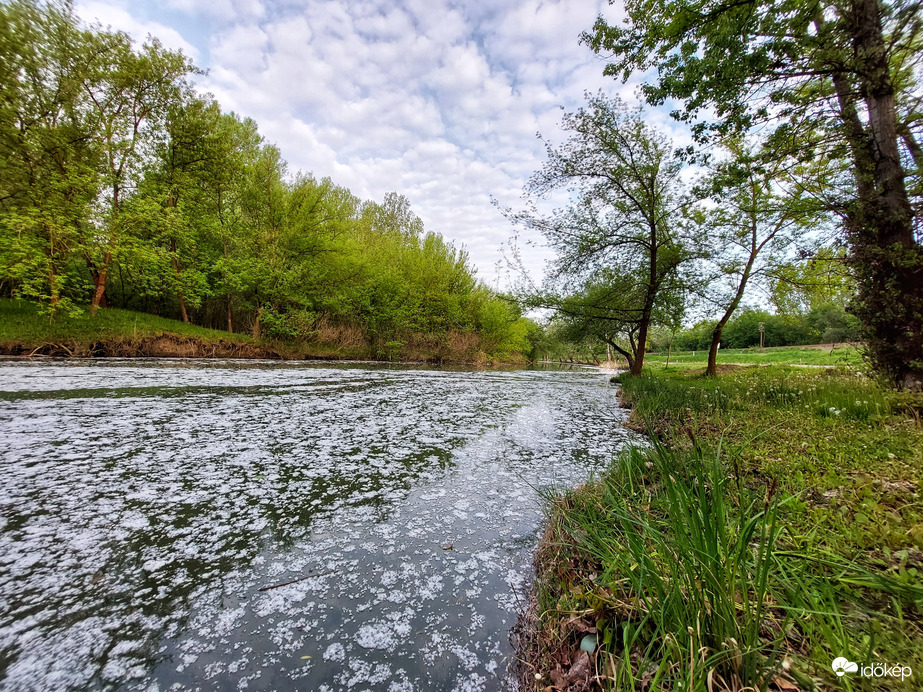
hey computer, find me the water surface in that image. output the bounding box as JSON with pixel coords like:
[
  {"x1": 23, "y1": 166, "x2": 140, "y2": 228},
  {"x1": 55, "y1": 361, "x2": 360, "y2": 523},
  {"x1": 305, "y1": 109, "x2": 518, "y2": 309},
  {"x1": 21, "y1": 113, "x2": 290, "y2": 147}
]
[{"x1": 0, "y1": 359, "x2": 637, "y2": 691}]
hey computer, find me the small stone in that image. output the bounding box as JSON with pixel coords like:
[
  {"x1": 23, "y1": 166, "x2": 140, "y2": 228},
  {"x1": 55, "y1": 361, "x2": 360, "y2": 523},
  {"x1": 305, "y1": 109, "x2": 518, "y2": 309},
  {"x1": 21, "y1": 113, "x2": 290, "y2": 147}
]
[{"x1": 579, "y1": 634, "x2": 597, "y2": 653}]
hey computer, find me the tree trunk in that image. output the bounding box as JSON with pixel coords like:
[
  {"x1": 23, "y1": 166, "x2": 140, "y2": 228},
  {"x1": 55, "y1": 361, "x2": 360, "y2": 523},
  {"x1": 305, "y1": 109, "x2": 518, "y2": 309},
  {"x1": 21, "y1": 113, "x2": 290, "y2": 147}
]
[
  {"x1": 606, "y1": 338, "x2": 634, "y2": 373},
  {"x1": 706, "y1": 252, "x2": 759, "y2": 376},
  {"x1": 632, "y1": 319, "x2": 648, "y2": 376},
  {"x1": 171, "y1": 238, "x2": 189, "y2": 324},
  {"x1": 226, "y1": 299, "x2": 234, "y2": 333},
  {"x1": 706, "y1": 330, "x2": 722, "y2": 377},
  {"x1": 847, "y1": 0, "x2": 923, "y2": 389},
  {"x1": 91, "y1": 183, "x2": 120, "y2": 315},
  {"x1": 252, "y1": 305, "x2": 261, "y2": 339},
  {"x1": 89, "y1": 251, "x2": 111, "y2": 314}
]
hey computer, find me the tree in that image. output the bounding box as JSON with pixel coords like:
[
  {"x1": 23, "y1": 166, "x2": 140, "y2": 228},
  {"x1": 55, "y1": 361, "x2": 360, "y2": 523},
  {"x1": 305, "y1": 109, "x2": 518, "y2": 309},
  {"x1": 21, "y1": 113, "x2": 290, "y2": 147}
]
[
  {"x1": 504, "y1": 94, "x2": 698, "y2": 375},
  {"x1": 550, "y1": 270, "x2": 686, "y2": 372},
  {"x1": 0, "y1": 0, "x2": 99, "y2": 314},
  {"x1": 586, "y1": 0, "x2": 923, "y2": 387},
  {"x1": 770, "y1": 247, "x2": 857, "y2": 314},
  {"x1": 697, "y1": 142, "x2": 816, "y2": 375},
  {"x1": 81, "y1": 31, "x2": 197, "y2": 313},
  {"x1": 195, "y1": 107, "x2": 263, "y2": 333}
]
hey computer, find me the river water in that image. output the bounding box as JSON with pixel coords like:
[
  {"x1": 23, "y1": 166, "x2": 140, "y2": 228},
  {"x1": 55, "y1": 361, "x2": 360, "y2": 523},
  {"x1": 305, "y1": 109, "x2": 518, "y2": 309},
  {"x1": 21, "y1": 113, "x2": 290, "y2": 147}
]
[{"x1": 0, "y1": 359, "x2": 639, "y2": 691}]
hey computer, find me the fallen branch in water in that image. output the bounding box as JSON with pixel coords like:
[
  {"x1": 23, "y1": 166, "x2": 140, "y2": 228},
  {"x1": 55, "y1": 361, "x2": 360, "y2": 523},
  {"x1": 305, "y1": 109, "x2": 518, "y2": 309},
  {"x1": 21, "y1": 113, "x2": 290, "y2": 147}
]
[{"x1": 257, "y1": 570, "x2": 335, "y2": 592}]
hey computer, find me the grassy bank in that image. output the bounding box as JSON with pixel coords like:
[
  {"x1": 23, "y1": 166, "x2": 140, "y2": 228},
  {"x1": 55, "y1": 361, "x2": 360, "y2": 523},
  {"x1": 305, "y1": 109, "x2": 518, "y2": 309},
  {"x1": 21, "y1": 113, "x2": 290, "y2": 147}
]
[
  {"x1": 0, "y1": 298, "x2": 299, "y2": 358},
  {"x1": 0, "y1": 299, "x2": 530, "y2": 363},
  {"x1": 524, "y1": 365, "x2": 922, "y2": 691}
]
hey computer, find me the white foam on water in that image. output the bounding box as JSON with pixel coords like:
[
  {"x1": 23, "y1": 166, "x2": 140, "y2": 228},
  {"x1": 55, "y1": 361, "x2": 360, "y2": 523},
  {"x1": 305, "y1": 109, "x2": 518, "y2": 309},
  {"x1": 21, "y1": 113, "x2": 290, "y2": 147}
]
[{"x1": 0, "y1": 360, "x2": 640, "y2": 690}]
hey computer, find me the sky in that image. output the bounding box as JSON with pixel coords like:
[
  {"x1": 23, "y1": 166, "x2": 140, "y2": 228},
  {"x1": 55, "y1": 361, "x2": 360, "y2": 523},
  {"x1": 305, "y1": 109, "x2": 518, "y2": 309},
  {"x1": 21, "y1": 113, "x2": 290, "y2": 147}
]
[{"x1": 74, "y1": 0, "x2": 685, "y2": 287}]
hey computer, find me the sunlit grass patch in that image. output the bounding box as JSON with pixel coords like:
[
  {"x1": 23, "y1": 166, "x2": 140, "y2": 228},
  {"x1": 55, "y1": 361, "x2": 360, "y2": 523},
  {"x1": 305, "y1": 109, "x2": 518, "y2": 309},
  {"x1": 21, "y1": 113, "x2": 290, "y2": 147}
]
[
  {"x1": 645, "y1": 344, "x2": 864, "y2": 368},
  {"x1": 0, "y1": 297, "x2": 255, "y2": 346},
  {"x1": 621, "y1": 365, "x2": 894, "y2": 425}
]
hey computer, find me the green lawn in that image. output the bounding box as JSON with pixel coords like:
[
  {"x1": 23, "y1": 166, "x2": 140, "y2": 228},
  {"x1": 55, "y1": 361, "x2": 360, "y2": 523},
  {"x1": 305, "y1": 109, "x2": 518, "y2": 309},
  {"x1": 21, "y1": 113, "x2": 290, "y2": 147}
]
[
  {"x1": 645, "y1": 343, "x2": 864, "y2": 368},
  {"x1": 526, "y1": 363, "x2": 922, "y2": 691}
]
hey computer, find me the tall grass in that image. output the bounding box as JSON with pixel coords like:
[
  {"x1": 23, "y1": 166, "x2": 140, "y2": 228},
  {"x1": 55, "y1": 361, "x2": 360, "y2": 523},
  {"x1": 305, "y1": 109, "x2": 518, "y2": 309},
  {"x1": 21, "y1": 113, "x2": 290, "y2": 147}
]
[
  {"x1": 538, "y1": 439, "x2": 922, "y2": 690},
  {"x1": 621, "y1": 367, "x2": 893, "y2": 425},
  {"x1": 645, "y1": 345, "x2": 864, "y2": 368},
  {"x1": 529, "y1": 366, "x2": 923, "y2": 691},
  {"x1": 544, "y1": 440, "x2": 790, "y2": 690}
]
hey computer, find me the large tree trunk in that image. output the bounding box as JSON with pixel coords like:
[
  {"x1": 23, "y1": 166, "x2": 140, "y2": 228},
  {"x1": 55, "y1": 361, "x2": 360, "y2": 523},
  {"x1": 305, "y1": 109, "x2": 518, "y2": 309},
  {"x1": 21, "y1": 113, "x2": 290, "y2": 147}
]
[
  {"x1": 251, "y1": 305, "x2": 261, "y2": 339},
  {"x1": 632, "y1": 318, "x2": 649, "y2": 376},
  {"x1": 607, "y1": 338, "x2": 634, "y2": 373},
  {"x1": 90, "y1": 183, "x2": 120, "y2": 315},
  {"x1": 847, "y1": 0, "x2": 923, "y2": 389},
  {"x1": 631, "y1": 222, "x2": 661, "y2": 377}
]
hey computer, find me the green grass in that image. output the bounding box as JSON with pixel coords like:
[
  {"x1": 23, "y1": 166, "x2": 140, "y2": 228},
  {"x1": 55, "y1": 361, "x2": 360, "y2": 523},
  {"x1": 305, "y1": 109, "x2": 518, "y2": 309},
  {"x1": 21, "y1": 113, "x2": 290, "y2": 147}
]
[
  {"x1": 0, "y1": 298, "x2": 257, "y2": 347},
  {"x1": 646, "y1": 344, "x2": 864, "y2": 368},
  {"x1": 527, "y1": 365, "x2": 923, "y2": 691}
]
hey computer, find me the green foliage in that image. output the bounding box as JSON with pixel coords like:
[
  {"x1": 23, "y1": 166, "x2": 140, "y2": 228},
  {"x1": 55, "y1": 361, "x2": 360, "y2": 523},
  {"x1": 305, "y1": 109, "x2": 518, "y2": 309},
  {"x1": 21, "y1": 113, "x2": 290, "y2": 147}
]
[
  {"x1": 546, "y1": 443, "x2": 788, "y2": 689},
  {"x1": 672, "y1": 307, "x2": 861, "y2": 351},
  {"x1": 0, "y1": 3, "x2": 528, "y2": 361},
  {"x1": 0, "y1": 297, "x2": 254, "y2": 346},
  {"x1": 504, "y1": 93, "x2": 701, "y2": 373},
  {"x1": 646, "y1": 344, "x2": 864, "y2": 368},
  {"x1": 584, "y1": 0, "x2": 923, "y2": 387},
  {"x1": 769, "y1": 248, "x2": 857, "y2": 315}
]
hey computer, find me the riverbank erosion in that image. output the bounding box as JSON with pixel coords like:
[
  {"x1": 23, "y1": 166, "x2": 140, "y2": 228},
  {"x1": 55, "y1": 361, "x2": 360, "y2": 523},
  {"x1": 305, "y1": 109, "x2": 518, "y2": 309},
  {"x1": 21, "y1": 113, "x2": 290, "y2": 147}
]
[
  {"x1": 0, "y1": 299, "x2": 530, "y2": 364},
  {"x1": 519, "y1": 366, "x2": 923, "y2": 691}
]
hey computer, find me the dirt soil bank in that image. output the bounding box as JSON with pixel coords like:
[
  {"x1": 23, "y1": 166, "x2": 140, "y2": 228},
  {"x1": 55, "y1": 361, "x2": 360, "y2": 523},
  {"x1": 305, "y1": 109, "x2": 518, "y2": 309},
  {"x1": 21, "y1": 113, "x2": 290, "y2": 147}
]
[
  {"x1": 0, "y1": 334, "x2": 295, "y2": 360},
  {"x1": 0, "y1": 334, "x2": 526, "y2": 365}
]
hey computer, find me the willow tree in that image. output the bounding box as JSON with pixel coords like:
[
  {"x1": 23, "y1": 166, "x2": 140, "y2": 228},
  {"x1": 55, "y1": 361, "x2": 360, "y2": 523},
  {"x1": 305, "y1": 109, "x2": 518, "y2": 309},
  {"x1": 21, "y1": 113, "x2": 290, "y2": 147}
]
[
  {"x1": 586, "y1": 0, "x2": 923, "y2": 388},
  {"x1": 504, "y1": 94, "x2": 698, "y2": 376},
  {"x1": 551, "y1": 269, "x2": 686, "y2": 372}
]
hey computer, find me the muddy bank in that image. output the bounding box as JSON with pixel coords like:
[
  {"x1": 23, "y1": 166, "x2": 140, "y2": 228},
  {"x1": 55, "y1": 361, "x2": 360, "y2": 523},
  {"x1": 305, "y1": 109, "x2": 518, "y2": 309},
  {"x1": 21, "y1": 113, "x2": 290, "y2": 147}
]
[
  {"x1": 0, "y1": 334, "x2": 294, "y2": 359},
  {"x1": 0, "y1": 334, "x2": 527, "y2": 365}
]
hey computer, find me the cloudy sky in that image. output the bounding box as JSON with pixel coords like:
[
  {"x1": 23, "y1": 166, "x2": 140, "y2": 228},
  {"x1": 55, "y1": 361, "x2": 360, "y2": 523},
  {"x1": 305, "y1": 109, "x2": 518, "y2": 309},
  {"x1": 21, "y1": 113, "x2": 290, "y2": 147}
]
[{"x1": 75, "y1": 0, "x2": 681, "y2": 286}]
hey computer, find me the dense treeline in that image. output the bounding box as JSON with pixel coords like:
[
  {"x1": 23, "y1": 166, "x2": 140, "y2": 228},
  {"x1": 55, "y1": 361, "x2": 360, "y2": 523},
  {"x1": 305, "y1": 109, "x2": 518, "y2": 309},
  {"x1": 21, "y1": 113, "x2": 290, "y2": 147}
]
[
  {"x1": 651, "y1": 306, "x2": 861, "y2": 352},
  {"x1": 0, "y1": 1, "x2": 531, "y2": 360}
]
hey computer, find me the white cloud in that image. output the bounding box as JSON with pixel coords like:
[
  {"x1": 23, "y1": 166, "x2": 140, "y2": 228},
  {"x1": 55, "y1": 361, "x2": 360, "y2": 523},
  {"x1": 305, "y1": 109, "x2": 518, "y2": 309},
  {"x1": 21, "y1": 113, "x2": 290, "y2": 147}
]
[
  {"x1": 75, "y1": 0, "x2": 690, "y2": 286},
  {"x1": 77, "y1": 1, "x2": 201, "y2": 59}
]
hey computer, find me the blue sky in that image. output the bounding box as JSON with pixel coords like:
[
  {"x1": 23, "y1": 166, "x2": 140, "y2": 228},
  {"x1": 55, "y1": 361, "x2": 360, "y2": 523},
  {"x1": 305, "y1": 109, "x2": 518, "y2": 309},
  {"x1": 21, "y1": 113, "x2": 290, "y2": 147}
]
[{"x1": 74, "y1": 0, "x2": 684, "y2": 285}]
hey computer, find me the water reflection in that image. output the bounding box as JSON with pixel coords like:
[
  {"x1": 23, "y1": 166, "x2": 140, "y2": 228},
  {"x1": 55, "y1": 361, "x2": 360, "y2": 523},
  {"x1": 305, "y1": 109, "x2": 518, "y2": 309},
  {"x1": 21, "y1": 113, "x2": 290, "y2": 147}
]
[{"x1": 0, "y1": 360, "x2": 639, "y2": 691}]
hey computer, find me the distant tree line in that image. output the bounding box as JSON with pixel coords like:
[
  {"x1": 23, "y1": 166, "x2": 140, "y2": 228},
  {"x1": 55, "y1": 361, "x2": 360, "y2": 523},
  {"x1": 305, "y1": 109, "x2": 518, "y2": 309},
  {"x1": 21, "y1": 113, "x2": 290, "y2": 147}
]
[
  {"x1": 649, "y1": 307, "x2": 861, "y2": 352},
  {"x1": 0, "y1": 1, "x2": 532, "y2": 359}
]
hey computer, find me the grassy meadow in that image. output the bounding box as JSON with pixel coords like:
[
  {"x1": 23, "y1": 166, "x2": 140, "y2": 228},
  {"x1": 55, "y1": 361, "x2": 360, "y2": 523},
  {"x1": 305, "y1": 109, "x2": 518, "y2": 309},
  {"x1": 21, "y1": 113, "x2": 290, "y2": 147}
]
[
  {"x1": 645, "y1": 344, "x2": 864, "y2": 368},
  {"x1": 525, "y1": 359, "x2": 922, "y2": 691}
]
